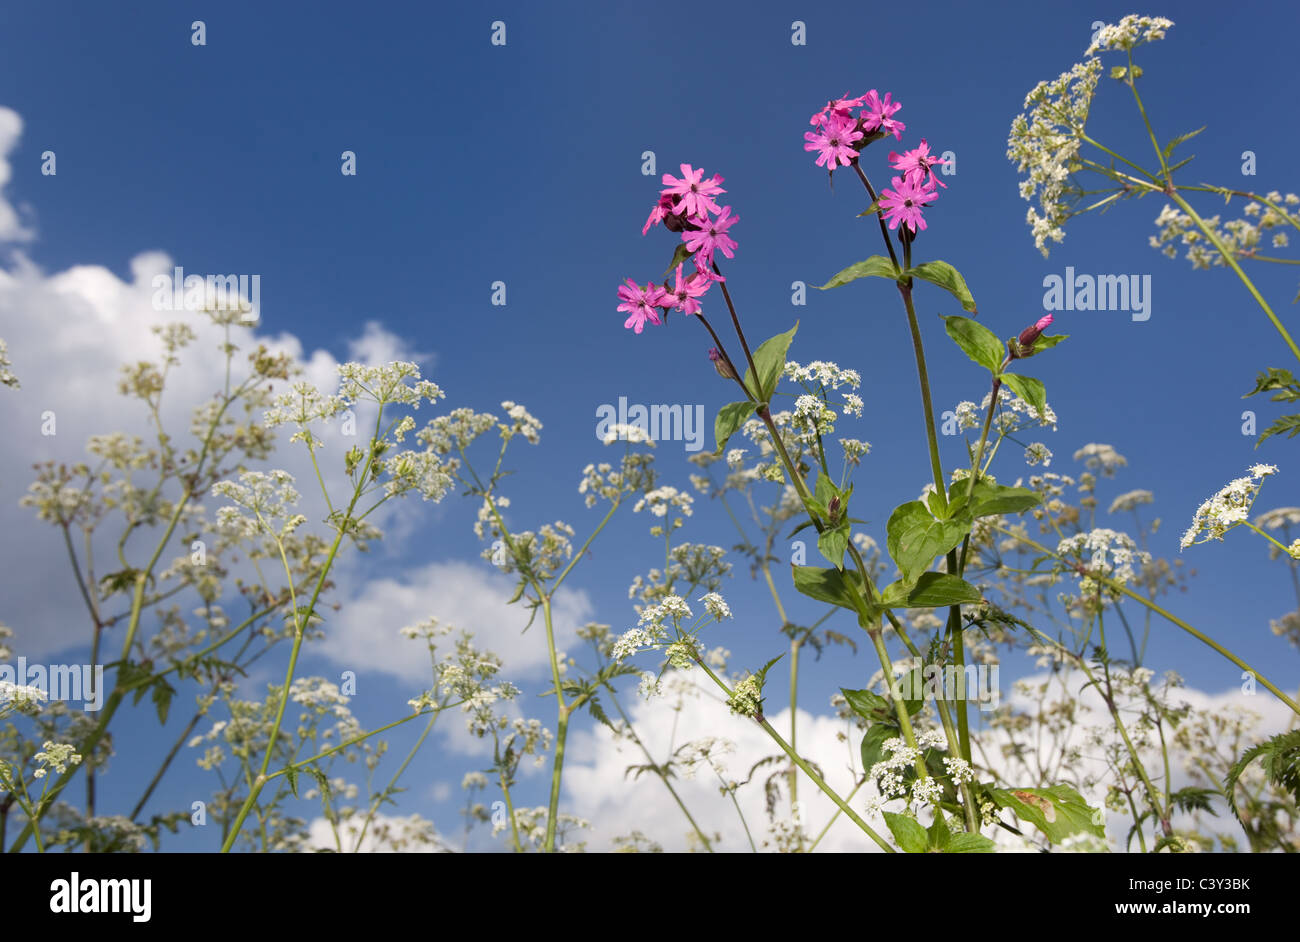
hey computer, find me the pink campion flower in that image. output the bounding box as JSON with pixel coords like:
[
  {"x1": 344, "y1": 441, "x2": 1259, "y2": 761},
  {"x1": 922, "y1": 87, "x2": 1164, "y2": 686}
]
[
  {"x1": 661, "y1": 164, "x2": 726, "y2": 219},
  {"x1": 860, "y1": 89, "x2": 905, "y2": 140},
  {"x1": 682, "y1": 206, "x2": 739, "y2": 267},
  {"x1": 1017, "y1": 313, "x2": 1054, "y2": 348},
  {"x1": 643, "y1": 193, "x2": 676, "y2": 235},
  {"x1": 664, "y1": 265, "x2": 711, "y2": 316},
  {"x1": 810, "y1": 91, "x2": 868, "y2": 128},
  {"x1": 618, "y1": 279, "x2": 668, "y2": 334},
  {"x1": 804, "y1": 112, "x2": 864, "y2": 169},
  {"x1": 888, "y1": 139, "x2": 948, "y2": 189},
  {"x1": 879, "y1": 175, "x2": 936, "y2": 234}
]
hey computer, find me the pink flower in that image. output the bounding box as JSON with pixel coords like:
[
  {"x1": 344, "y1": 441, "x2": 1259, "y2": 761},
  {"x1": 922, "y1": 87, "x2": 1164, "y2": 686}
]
[
  {"x1": 643, "y1": 193, "x2": 676, "y2": 235},
  {"x1": 861, "y1": 90, "x2": 905, "y2": 140},
  {"x1": 661, "y1": 164, "x2": 726, "y2": 219},
  {"x1": 888, "y1": 139, "x2": 948, "y2": 189},
  {"x1": 879, "y1": 175, "x2": 936, "y2": 234},
  {"x1": 682, "y1": 206, "x2": 739, "y2": 267},
  {"x1": 810, "y1": 91, "x2": 868, "y2": 128},
  {"x1": 665, "y1": 265, "x2": 711, "y2": 316},
  {"x1": 804, "y1": 112, "x2": 864, "y2": 169},
  {"x1": 618, "y1": 279, "x2": 668, "y2": 334}
]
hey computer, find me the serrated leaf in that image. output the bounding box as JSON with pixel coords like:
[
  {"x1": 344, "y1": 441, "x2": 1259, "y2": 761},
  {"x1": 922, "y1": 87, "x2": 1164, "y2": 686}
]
[
  {"x1": 908, "y1": 260, "x2": 977, "y2": 313},
  {"x1": 714, "y1": 401, "x2": 755, "y2": 453},
  {"x1": 1257, "y1": 414, "x2": 1300, "y2": 445},
  {"x1": 285, "y1": 765, "x2": 299, "y2": 798},
  {"x1": 818, "y1": 255, "x2": 900, "y2": 289},
  {"x1": 945, "y1": 833, "x2": 995, "y2": 853},
  {"x1": 151, "y1": 679, "x2": 175, "y2": 725},
  {"x1": 1224, "y1": 728, "x2": 1300, "y2": 819},
  {"x1": 1162, "y1": 126, "x2": 1205, "y2": 160},
  {"x1": 883, "y1": 811, "x2": 929, "y2": 853},
  {"x1": 886, "y1": 501, "x2": 972, "y2": 582},
  {"x1": 988, "y1": 784, "x2": 1105, "y2": 844},
  {"x1": 742, "y1": 323, "x2": 799, "y2": 403},
  {"x1": 999, "y1": 372, "x2": 1047, "y2": 418},
  {"x1": 943, "y1": 315, "x2": 1003, "y2": 372}
]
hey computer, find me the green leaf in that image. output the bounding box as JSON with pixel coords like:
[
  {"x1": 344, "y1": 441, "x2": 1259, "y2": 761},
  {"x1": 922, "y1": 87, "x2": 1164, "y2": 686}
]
[
  {"x1": 662, "y1": 242, "x2": 696, "y2": 278},
  {"x1": 881, "y1": 572, "x2": 982, "y2": 610},
  {"x1": 841, "y1": 687, "x2": 892, "y2": 722},
  {"x1": 817, "y1": 255, "x2": 900, "y2": 290},
  {"x1": 988, "y1": 784, "x2": 1105, "y2": 844},
  {"x1": 967, "y1": 480, "x2": 1041, "y2": 518},
  {"x1": 857, "y1": 200, "x2": 881, "y2": 217},
  {"x1": 1243, "y1": 367, "x2": 1300, "y2": 401},
  {"x1": 943, "y1": 315, "x2": 1003, "y2": 373},
  {"x1": 927, "y1": 814, "x2": 952, "y2": 850},
  {"x1": 1224, "y1": 729, "x2": 1300, "y2": 820},
  {"x1": 999, "y1": 372, "x2": 1047, "y2": 418},
  {"x1": 1162, "y1": 126, "x2": 1206, "y2": 160},
  {"x1": 886, "y1": 501, "x2": 972, "y2": 582},
  {"x1": 859, "y1": 723, "x2": 891, "y2": 773},
  {"x1": 1257, "y1": 414, "x2": 1300, "y2": 446},
  {"x1": 742, "y1": 323, "x2": 799, "y2": 403},
  {"x1": 817, "y1": 527, "x2": 849, "y2": 567},
  {"x1": 151, "y1": 679, "x2": 175, "y2": 725},
  {"x1": 791, "y1": 565, "x2": 868, "y2": 617},
  {"x1": 714, "y1": 401, "x2": 755, "y2": 453},
  {"x1": 285, "y1": 765, "x2": 299, "y2": 798},
  {"x1": 945, "y1": 833, "x2": 996, "y2": 853},
  {"x1": 1028, "y1": 332, "x2": 1068, "y2": 355},
  {"x1": 883, "y1": 811, "x2": 930, "y2": 853},
  {"x1": 907, "y1": 260, "x2": 977, "y2": 313}
]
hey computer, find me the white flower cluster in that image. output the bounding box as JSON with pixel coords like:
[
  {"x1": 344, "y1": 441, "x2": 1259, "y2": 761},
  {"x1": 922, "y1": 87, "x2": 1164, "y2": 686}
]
[
  {"x1": 726, "y1": 674, "x2": 763, "y2": 717},
  {"x1": 337, "y1": 361, "x2": 443, "y2": 408},
  {"x1": 263, "y1": 380, "x2": 349, "y2": 435},
  {"x1": 1084, "y1": 15, "x2": 1174, "y2": 56},
  {"x1": 33, "y1": 741, "x2": 83, "y2": 778},
  {"x1": 577, "y1": 453, "x2": 655, "y2": 508},
  {"x1": 1149, "y1": 196, "x2": 1299, "y2": 269},
  {"x1": 1180, "y1": 464, "x2": 1279, "y2": 549},
  {"x1": 1074, "y1": 443, "x2": 1127, "y2": 476},
  {"x1": 418, "y1": 407, "x2": 498, "y2": 454},
  {"x1": 213, "y1": 469, "x2": 307, "y2": 541},
  {"x1": 1109, "y1": 489, "x2": 1153, "y2": 514},
  {"x1": 1006, "y1": 58, "x2": 1102, "y2": 256},
  {"x1": 634, "y1": 486, "x2": 693, "y2": 519},
  {"x1": 499, "y1": 401, "x2": 542, "y2": 444},
  {"x1": 676, "y1": 737, "x2": 736, "y2": 779},
  {"x1": 784, "y1": 360, "x2": 862, "y2": 390},
  {"x1": 1024, "y1": 442, "x2": 1053, "y2": 467},
  {"x1": 0, "y1": 337, "x2": 18, "y2": 389},
  {"x1": 1057, "y1": 527, "x2": 1151, "y2": 602},
  {"x1": 611, "y1": 595, "x2": 692, "y2": 662},
  {"x1": 793, "y1": 394, "x2": 838, "y2": 436},
  {"x1": 600, "y1": 423, "x2": 655, "y2": 446}
]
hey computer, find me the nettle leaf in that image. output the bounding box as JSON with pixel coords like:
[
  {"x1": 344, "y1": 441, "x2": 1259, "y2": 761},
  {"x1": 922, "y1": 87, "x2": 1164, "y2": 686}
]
[
  {"x1": 999, "y1": 372, "x2": 1047, "y2": 418},
  {"x1": 945, "y1": 833, "x2": 996, "y2": 853},
  {"x1": 880, "y1": 572, "x2": 982, "y2": 610},
  {"x1": 818, "y1": 255, "x2": 900, "y2": 289},
  {"x1": 886, "y1": 501, "x2": 972, "y2": 582},
  {"x1": 714, "y1": 401, "x2": 755, "y2": 453},
  {"x1": 988, "y1": 784, "x2": 1105, "y2": 845},
  {"x1": 742, "y1": 322, "x2": 799, "y2": 403},
  {"x1": 883, "y1": 811, "x2": 930, "y2": 853},
  {"x1": 907, "y1": 260, "x2": 977, "y2": 314},
  {"x1": 943, "y1": 315, "x2": 1003, "y2": 373}
]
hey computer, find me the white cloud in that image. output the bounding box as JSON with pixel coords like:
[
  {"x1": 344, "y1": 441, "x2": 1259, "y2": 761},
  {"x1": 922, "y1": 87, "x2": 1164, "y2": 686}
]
[
  {"x1": 320, "y1": 559, "x2": 593, "y2": 685},
  {"x1": 0, "y1": 106, "x2": 32, "y2": 243}
]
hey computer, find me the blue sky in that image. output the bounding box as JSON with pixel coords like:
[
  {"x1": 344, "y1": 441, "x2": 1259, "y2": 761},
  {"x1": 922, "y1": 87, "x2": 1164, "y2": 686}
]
[{"x1": 1, "y1": 0, "x2": 1298, "y2": 851}]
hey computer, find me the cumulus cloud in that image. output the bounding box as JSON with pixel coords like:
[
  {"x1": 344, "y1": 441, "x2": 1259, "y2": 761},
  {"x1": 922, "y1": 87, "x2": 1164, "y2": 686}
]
[{"x1": 0, "y1": 106, "x2": 32, "y2": 243}]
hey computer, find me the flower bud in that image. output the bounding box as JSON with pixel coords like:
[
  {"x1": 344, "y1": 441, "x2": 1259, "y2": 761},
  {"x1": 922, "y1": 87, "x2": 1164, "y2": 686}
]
[
  {"x1": 709, "y1": 347, "x2": 738, "y2": 380},
  {"x1": 1016, "y1": 313, "x2": 1054, "y2": 350}
]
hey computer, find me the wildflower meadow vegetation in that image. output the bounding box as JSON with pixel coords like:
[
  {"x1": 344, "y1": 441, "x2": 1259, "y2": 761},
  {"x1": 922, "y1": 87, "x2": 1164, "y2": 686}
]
[{"x1": 2, "y1": 12, "x2": 1299, "y2": 860}]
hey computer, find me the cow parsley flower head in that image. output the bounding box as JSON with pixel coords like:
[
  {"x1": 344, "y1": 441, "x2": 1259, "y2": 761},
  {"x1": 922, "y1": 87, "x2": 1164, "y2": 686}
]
[
  {"x1": 1181, "y1": 465, "x2": 1279, "y2": 549},
  {"x1": 1085, "y1": 15, "x2": 1174, "y2": 56}
]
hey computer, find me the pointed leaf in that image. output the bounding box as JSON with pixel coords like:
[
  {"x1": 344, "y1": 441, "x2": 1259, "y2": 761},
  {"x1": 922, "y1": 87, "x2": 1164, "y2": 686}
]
[
  {"x1": 818, "y1": 255, "x2": 900, "y2": 290},
  {"x1": 943, "y1": 315, "x2": 1003, "y2": 373},
  {"x1": 908, "y1": 260, "x2": 977, "y2": 313},
  {"x1": 714, "y1": 401, "x2": 755, "y2": 453}
]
